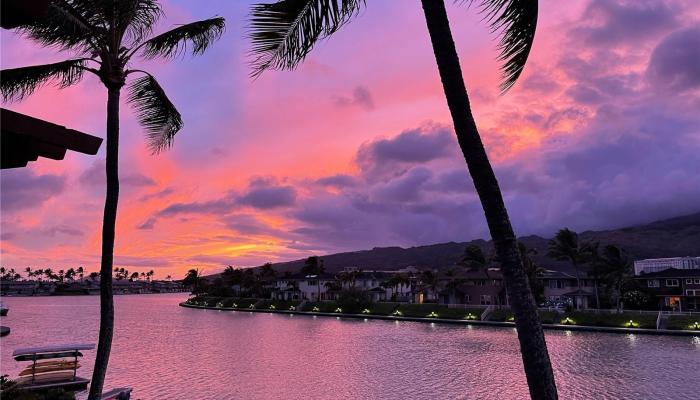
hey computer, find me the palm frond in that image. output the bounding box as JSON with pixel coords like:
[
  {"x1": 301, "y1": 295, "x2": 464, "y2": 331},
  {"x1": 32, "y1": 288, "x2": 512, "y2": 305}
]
[
  {"x1": 16, "y1": 0, "x2": 105, "y2": 54},
  {"x1": 127, "y1": 75, "x2": 183, "y2": 154},
  {"x1": 466, "y1": 0, "x2": 538, "y2": 92},
  {"x1": 118, "y1": 0, "x2": 163, "y2": 45},
  {"x1": 1, "y1": 60, "x2": 86, "y2": 102},
  {"x1": 140, "y1": 17, "x2": 226, "y2": 59},
  {"x1": 248, "y1": 0, "x2": 365, "y2": 77}
]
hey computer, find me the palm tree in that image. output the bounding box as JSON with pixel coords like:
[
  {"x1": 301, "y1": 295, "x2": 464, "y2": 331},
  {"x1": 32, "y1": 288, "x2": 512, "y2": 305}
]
[
  {"x1": 593, "y1": 245, "x2": 632, "y2": 312},
  {"x1": 547, "y1": 228, "x2": 594, "y2": 309},
  {"x1": 458, "y1": 245, "x2": 491, "y2": 272},
  {"x1": 420, "y1": 270, "x2": 440, "y2": 302},
  {"x1": 77, "y1": 267, "x2": 85, "y2": 280},
  {"x1": 183, "y1": 268, "x2": 203, "y2": 293},
  {"x1": 25, "y1": 267, "x2": 33, "y2": 281},
  {"x1": 1, "y1": 3, "x2": 225, "y2": 397},
  {"x1": 247, "y1": 1, "x2": 555, "y2": 397},
  {"x1": 519, "y1": 242, "x2": 545, "y2": 305}
]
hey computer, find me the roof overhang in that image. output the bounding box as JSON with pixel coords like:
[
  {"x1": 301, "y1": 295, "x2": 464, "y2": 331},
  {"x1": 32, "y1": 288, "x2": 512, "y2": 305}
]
[{"x1": 1, "y1": 108, "x2": 102, "y2": 169}]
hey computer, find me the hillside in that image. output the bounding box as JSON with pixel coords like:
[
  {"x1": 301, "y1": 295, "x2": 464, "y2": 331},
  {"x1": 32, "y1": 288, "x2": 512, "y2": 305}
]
[{"x1": 267, "y1": 212, "x2": 700, "y2": 274}]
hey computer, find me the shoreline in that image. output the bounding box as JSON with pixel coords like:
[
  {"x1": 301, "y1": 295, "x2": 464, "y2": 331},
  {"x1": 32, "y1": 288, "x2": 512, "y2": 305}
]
[
  {"x1": 0, "y1": 291, "x2": 187, "y2": 298},
  {"x1": 179, "y1": 302, "x2": 700, "y2": 337}
]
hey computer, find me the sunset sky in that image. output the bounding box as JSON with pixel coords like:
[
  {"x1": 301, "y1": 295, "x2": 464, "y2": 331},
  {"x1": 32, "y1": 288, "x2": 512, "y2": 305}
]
[{"x1": 1, "y1": 0, "x2": 699, "y2": 278}]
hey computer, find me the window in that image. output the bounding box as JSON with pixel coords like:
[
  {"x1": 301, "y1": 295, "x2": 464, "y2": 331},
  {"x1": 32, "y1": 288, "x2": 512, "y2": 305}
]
[
  {"x1": 694, "y1": 279, "x2": 700, "y2": 284},
  {"x1": 307, "y1": 280, "x2": 317, "y2": 286},
  {"x1": 479, "y1": 295, "x2": 492, "y2": 305},
  {"x1": 687, "y1": 279, "x2": 693, "y2": 284},
  {"x1": 666, "y1": 279, "x2": 679, "y2": 287},
  {"x1": 648, "y1": 280, "x2": 659, "y2": 288},
  {"x1": 687, "y1": 290, "x2": 698, "y2": 296},
  {"x1": 549, "y1": 280, "x2": 564, "y2": 289},
  {"x1": 464, "y1": 295, "x2": 471, "y2": 303}
]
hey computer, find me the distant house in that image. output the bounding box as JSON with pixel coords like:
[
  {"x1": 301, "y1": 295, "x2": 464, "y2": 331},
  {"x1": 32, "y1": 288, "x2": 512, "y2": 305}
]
[
  {"x1": 634, "y1": 268, "x2": 700, "y2": 311},
  {"x1": 633, "y1": 256, "x2": 700, "y2": 275},
  {"x1": 438, "y1": 268, "x2": 507, "y2": 307},
  {"x1": 0, "y1": 280, "x2": 39, "y2": 296},
  {"x1": 540, "y1": 270, "x2": 597, "y2": 309}
]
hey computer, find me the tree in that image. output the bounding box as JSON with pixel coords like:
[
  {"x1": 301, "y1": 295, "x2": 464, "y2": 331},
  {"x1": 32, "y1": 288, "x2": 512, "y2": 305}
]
[
  {"x1": 458, "y1": 245, "x2": 491, "y2": 272},
  {"x1": 77, "y1": 267, "x2": 85, "y2": 280},
  {"x1": 1, "y1": 2, "x2": 225, "y2": 397},
  {"x1": 547, "y1": 228, "x2": 594, "y2": 309},
  {"x1": 301, "y1": 256, "x2": 325, "y2": 301},
  {"x1": 129, "y1": 272, "x2": 140, "y2": 282},
  {"x1": 519, "y1": 242, "x2": 545, "y2": 305},
  {"x1": 183, "y1": 268, "x2": 203, "y2": 293},
  {"x1": 25, "y1": 267, "x2": 33, "y2": 281},
  {"x1": 593, "y1": 245, "x2": 632, "y2": 311},
  {"x1": 247, "y1": 1, "x2": 556, "y2": 397},
  {"x1": 420, "y1": 270, "x2": 440, "y2": 302}
]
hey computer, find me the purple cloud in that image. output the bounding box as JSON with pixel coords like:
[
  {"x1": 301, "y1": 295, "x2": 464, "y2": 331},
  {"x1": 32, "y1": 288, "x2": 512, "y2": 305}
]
[
  {"x1": 572, "y1": 0, "x2": 679, "y2": 45},
  {"x1": 238, "y1": 184, "x2": 297, "y2": 209},
  {"x1": 647, "y1": 25, "x2": 700, "y2": 91},
  {"x1": 333, "y1": 86, "x2": 375, "y2": 110},
  {"x1": 0, "y1": 169, "x2": 66, "y2": 211},
  {"x1": 80, "y1": 159, "x2": 157, "y2": 187}
]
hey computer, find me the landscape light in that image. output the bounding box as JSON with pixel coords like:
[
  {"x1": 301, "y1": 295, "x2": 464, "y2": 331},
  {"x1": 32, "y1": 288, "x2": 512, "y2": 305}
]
[
  {"x1": 362, "y1": 309, "x2": 371, "y2": 314},
  {"x1": 289, "y1": 306, "x2": 296, "y2": 311},
  {"x1": 427, "y1": 311, "x2": 439, "y2": 318},
  {"x1": 269, "y1": 305, "x2": 276, "y2": 309},
  {"x1": 691, "y1": 322, "x2": 700, "y2": 330},
  {"x1": 465, "y1": 313, "x2": 476, "y2": 320},
  {"x1": 249, "y1": 304, "x2": 255, "y2": 309},
  {"x1": 335, "y1": 308, "x2": 343, "y2": 313},
  {"x1": 312, "y1": 306, "x2": 320, "y2": 312},
  {"x1": 507, "y1": 316, "x2": 515, "y2": 322},
  {"x1": 392, "y1": 310, "x2": 403, "y2": 316},
  {"x1": 562, "y1": 317, "x2": 574, "y2": 325},
  {"x1": 625, "y1": 320, "x2": 638, "y2": 328},
  {"x1": 232, "y1": 303, "x2": 238, "y2": 308}
]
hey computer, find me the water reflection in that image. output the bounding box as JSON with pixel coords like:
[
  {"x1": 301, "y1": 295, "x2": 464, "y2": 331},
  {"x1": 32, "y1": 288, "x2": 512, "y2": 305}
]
[{"x1": 0, "y1": 294, "x2": 698, "y2": 400}]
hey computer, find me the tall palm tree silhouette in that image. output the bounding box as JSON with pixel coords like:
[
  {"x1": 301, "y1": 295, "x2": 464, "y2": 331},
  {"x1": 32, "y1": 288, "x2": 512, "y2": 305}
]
[
  {"x1": 1, "y1": 2, "x2": 224, "y2": 398},
  {"x1": 246, "y1": 1, "x2": 556, "y2": 398}
]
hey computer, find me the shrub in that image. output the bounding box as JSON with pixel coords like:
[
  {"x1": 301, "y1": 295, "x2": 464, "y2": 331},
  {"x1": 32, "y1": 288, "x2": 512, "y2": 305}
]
[
  {"x1": 395, "y1": 304, "x2": 483, "y2": 320},
  {"x1": 666, "y1": 315, "x2": 700, "y2": 331},
  {"x1": 562, "y1": 311, "x2": 656, "y2": 329},
  {"x1": 336, "y1": 288, "x2": 373, "y2": 314}
]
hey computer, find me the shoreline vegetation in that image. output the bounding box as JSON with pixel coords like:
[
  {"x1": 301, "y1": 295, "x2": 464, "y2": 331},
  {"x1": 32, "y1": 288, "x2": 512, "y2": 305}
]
[{"x1": 180, "y1": 297, "x2": 700, "y2": 337}]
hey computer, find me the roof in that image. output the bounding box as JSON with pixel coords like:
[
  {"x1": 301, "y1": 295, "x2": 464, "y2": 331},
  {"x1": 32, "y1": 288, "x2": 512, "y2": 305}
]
[
  {"x1": 561, "y1": 289, "x2": 594, "y2": 297},
  {"x1": 635, "y1": 268, "x2": 700, "y2": 279},
  {"x1": 1, "y1": 108, "x2": 102, "y2": 169},
  {"x1": 13, "y1": 343, "x2": 95, "y2": 357}
]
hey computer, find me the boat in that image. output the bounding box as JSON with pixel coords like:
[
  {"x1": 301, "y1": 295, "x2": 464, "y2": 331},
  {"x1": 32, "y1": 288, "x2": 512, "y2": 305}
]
[
  {"x1": 0, "y1": 326, "x2": 9, "y2": 336},
  {"x1": 12, "y1": 343, "x2": 95, "y2": 392},
  {"x1": 0, "y1": 303, "x2": 8, "y2": 316}
]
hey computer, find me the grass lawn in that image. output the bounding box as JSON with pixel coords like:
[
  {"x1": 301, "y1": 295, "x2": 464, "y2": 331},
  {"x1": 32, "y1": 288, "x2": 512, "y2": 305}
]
[
  {"x1": 256, "y1": 299, "x2": 302, "y2": 311},
  {"x1": 666, "y1": 315, "x2": 700, "y2": 331},
  {"x1": 301, "y1": 301, "x2": 339, "y2": 313},
  {"x1": 561, "y1": 311, "x2": 657, "y2": 329},
  {"x1": 364, "y1": 302, "x2": 399, "y2": 315},
  {"x1": 395, "y1": 304, "x2": 484, "y2": 320}
]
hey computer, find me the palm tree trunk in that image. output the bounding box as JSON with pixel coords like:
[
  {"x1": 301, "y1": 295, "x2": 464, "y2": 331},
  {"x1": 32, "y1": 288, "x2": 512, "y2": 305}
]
[
  {"x1": 420, "y1": 1, "x2": 557, "y2": 399},
  {"x1": 573, "y1": 260, "x2": 582, "y2": 309},
  {"x1": 88, "y1": 87, "x2": 120, "y2": 400}
]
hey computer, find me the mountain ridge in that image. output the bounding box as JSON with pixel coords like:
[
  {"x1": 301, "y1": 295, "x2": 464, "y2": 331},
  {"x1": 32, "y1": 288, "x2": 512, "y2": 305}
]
[{"x1": 264, "y1": 211, "x2": 700, "y2": 274}]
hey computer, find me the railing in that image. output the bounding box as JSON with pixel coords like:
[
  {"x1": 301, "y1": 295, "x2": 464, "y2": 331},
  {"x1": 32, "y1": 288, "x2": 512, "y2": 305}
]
[{"x1": 481, "y1": 305, "x2": 495, "y2": 321}]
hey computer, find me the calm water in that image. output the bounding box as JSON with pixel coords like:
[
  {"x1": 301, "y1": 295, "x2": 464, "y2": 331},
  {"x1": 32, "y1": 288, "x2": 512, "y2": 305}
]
[{"x1": 0, "y1": 294, "x2": 698, "y2": 399}]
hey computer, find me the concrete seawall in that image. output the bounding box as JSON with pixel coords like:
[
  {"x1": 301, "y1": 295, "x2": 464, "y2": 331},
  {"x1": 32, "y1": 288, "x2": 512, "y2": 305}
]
[{"x1": 179, "y1": 302, "x2": 700, "y2": 337}]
